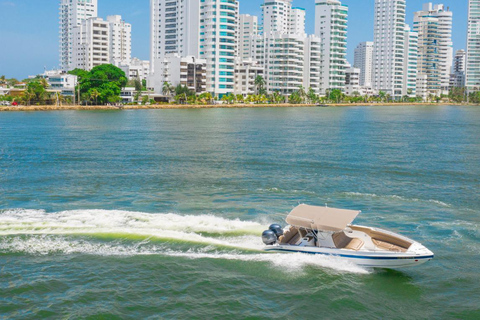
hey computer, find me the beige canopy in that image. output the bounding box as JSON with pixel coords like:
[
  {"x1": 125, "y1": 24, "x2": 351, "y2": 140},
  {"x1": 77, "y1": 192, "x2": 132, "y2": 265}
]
[{"x1": 286, "y1": 204, "x2": 361, "y2": 232}]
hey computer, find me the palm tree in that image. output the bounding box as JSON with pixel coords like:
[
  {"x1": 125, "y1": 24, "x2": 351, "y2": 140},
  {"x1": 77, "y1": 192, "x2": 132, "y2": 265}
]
[
  {"x1": 90, "y1": 89, "x2": 100, "y2": 105},
  {"x1": 162, "y1": 82, "x2": 174, "y2": 99},
  {"x1": 378, "y1": 91, "x2": 386, "y2": 103},
  {"x1": 23, "y1": 90, "x2": 35, "y2": 106},
  {"x1": 40, "y1": 78, "x2": 49, "y2": 89},
  {"x1": 235, "y1": 94, "x2": 244, "y2": 104},
  {"x1": 0, "y1": 75, "x2": 5, "y2": 85},
  {"x1": 254, "y1": 75, "x2": 266, "y2": 95}
]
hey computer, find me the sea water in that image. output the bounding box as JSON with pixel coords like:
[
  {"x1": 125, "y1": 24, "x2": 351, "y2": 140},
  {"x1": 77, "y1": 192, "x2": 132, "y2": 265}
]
[{"x1": 0, "y1": 106, "x2": 479, "y2": 319}]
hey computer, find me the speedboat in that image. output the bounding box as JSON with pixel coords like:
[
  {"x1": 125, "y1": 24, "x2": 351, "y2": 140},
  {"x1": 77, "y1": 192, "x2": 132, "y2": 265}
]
[{"x1": 262, "y1": 204, "x2": 434, "y2": 268}]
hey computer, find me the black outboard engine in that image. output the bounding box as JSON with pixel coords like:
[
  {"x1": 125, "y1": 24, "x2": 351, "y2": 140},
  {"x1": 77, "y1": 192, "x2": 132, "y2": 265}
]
[
  {"x1": 262, "y1": 230, "x2": 277, "y2": 245},
  {"x1": 269, "y1": 224, "x2": 284, "y2": 238},
  {"x1": 262, "y1": 224, "x2": 284, "y2": 246}
]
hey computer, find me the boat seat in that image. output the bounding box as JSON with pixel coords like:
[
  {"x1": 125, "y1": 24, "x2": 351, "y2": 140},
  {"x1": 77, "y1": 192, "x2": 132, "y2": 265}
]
[
  {"x1": 372, "y1": 239, "x2": 408, "y2": 253},
  {"x1": 345, "y1": 238, "x2": 364, "y2": 251},
  {"x1": 333, "y1": 232, "x2": 364, "y2": 250},
  {"x1": 279, "y1": 227, "x2": 299, "y2": 244}
]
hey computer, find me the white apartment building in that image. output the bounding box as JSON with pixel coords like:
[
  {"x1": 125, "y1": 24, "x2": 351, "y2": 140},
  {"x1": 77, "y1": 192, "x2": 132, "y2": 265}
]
[
  {"x1": 149, "y1": 0, "x2": 200, "y2": 73},
  {"x1": 303, "y1": 35, "x2": 322, "y2": 93},
  {"x1": 372, "y1": 0, "x2": 406, "y2": 99},
  {"x1": 264, "y1": 33, "x2": 306, "y2": 94},
  {"x1": 413, "y1": 3, "x2": 453, "y2": 95},
  {"x1": 238, "y1": 15, "x2": 258, "y2": 60},
  {"x1": 450, "y1": 49, "x2": 466, "y2": 88},
  {"x1": 233, "y1": 58, "x2": 264, "y2": 95},
  {"x1": 199, "y1": 0, "x2": 239, "y2": 96},
  {"x1": 466, "y1": 0, "x2": 480, "y2": 91},
  {"x1": 39, "y1": 70, "x2": 78, "y2": 97},
  {"x1": 344, "y1": 65, "x2": 360, "y2": 96},
  {"x1": 403, "y1": 25, "x2": 418, "y2": 97},
  {"x1": 354, "y1": 42, "x2": 374, "y2": 87},
  {"x1": 315, "y1": 0, "x2": 349, "y2": 94},
  {"x1": 119, "y1": 58, "x2": 151, "y2": 81},
  {"x1": 72, "y1": 17, "x2": 110, "y2": 71},
  {"x1": 262, "y1": 0, "x2": 292, "y2": 36},
  {"x1": 290, "y1": 7, "x2": 306, "y2": 37},
  {"x1": 260, "y1": 0, "x2": 320, "y2": 94},
  {"x1": 150, "y1": 54, "x2": 207, "y2": 94},
  {"x1": 59, "y1": 0, "x2": 98, "y2": 71},
  {"x1": 107, "y1": 15, "x2": 132, "y2": 66}
]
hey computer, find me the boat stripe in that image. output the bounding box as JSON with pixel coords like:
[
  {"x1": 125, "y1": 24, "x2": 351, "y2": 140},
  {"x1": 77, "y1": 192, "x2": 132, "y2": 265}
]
[{"x1": 265, "y1": 248, "x2": 434, "y2": 260}]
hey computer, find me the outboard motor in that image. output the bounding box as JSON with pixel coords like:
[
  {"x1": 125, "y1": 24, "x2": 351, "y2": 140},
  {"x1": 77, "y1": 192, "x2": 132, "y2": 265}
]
[
  {"x1": 269, "y1": 224, "x2": 284, "y2": 238},
  {"x1": 262, "y1": 230, "x2": 277, "y2": 245}
]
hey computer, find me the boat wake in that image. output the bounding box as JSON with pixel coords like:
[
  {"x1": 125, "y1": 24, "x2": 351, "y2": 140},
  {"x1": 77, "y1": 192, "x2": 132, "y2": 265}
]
[{"x1": 0, "y1": 209, "x2": 369, "y2": 274}]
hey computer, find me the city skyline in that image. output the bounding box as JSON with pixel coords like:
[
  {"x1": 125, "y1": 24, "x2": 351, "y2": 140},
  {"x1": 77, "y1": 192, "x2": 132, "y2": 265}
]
[{"x1": 0, "y1": 0, "x2": 468, "y2": 79}]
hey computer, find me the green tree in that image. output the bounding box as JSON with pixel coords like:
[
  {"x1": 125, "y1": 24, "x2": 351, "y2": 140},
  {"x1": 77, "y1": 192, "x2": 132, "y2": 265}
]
[
  {"x1": 26, "y1": 81, "x2": 48, "y2": 104},
  {"x1": 89, "y1": 88, "x2": 100, "y2": 105},
  {"x1": 255, "y1": 75, "x2": 266, "y2": 95},
  {"x1": 162, "y1": 82, "x2": 174, "y2": 98},
  {"x1": 69, "y1": 65, "x2": 126, "y2": 105},
  {"x1": 7, "y1": 78, "x2": 19, "y2": 87},
  {"x1": 328, "y1": 89, "x2": 344, "y2": 103},
  {"x1": 378, "y1": 91, "x2": 386, "y2": 103},
  {"x1": 134, "y1": 79, "x2": 142, "y2": 92}
]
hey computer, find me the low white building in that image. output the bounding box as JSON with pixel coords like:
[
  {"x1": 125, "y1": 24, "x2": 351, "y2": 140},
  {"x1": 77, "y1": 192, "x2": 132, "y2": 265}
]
[
  {"x1": 234, "y1": 58, "x2": 264, "y2": 96},
  {"x1": 149, "y1": 54, "x2": 207, "y2": 94},
  {"x1": 344, "y1": 66, "x2": 360, "y2": 96},
  {"x1": 120, "y1": 87, "x2": 136, "y2": 103},
  {"x1": 0, "y1": 86, "x2": 9, "y2": 96},
  {"x1": 33, "y1": 70, "x2": 78, "y2": 97},
  {"x1": 119, "y1": 58, "x2": 150, "y2": 81}
]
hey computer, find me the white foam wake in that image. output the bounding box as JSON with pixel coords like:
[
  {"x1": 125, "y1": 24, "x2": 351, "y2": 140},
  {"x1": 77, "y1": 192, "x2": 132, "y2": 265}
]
[
  {"x1": 0, "y1": 235, "x2": 369, "y2": 274},
  {"x1": 0, "y1": 209, "x2": 266, "y2": 250}
]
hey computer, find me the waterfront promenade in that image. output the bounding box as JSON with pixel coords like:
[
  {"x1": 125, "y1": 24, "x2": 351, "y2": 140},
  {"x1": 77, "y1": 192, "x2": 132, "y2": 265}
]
[{"x1": 0, "y1": 102, "x2": 473, "y2": 112}]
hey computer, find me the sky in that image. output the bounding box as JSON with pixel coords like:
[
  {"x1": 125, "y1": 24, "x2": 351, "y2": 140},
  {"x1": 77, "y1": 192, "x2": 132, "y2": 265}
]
[{"x1": 0, "y1": 0, "x2": 469, "y2": 80}]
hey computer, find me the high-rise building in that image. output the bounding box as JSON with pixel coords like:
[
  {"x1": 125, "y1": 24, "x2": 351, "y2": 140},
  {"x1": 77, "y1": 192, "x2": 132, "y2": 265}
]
[
  {"x1": 303, "y1": 35, "x2": 322, "y2": 93},
  {"x1": 450, "y1": 49, "x2": 466, "y2": 88},
  {"x1": 107, "y1": 15, "x2": 132, "y2": 66},
  {"x1": 354, "y1": 42, "x2": 374, "y2": 87},
  {"x1": 372, "y1": 0, "x2": 406, "y2": 98},
  {"x1": 315, "y1": 0, "x2": 348, "y2": 94},
  {"x1": 466, "y1": 0, "x2": 480, "y2": 90},
  {"x1": 263, "y1": 34, "x2": 307, "y2": 94},
  {"x1": 199, "y1": 0, "x2": 239, "y2": 96},
  {"x1": 59, "y1": 0, "x2": 98, "y2": 71},
  {"x1": 290, "y1": 7, "x2": 306, "y2": 37},
  {"x1": 413, "y1": 3, "x2": 453, "y2": 95},
  {"x1": 149, "y1": 0, "x2": 200, "y2": 73},
  {"x1": 238, "y1": 15, "x2": 258, "y2": 60},
  {"x1": 260, "y1": 0, "x2": 319, "y2": 94},
  {"x1": 262, "y1": 0, "x2": 293, "y2": 36},
  {"x1": 72, "y1": 17, "x2": 110, "y2": 71},
  {"x1": 403, "y1": 25, "x2": 418, "y2": 97}
]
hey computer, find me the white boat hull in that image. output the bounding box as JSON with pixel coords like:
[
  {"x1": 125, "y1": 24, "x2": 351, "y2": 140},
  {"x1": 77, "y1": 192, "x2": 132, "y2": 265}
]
[{"x1": 264, "y1": 245, "x2": 434, "y2": 269}]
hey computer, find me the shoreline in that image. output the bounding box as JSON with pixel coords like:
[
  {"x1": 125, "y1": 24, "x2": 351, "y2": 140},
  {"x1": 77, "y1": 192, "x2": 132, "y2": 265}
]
[{"x1": 0, "y1": 102, "x2": 475, "y2": 112}]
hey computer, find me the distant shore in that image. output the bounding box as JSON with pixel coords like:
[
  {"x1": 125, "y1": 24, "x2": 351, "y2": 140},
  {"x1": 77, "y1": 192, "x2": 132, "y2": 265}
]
[{"x1": 0, "y1": 102, "x2": 475, "y2": 112}]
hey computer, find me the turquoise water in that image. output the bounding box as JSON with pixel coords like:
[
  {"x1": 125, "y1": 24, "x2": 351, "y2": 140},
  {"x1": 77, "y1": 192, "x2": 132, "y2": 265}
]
[{"x1": 0, "y1": 106, "x2": 479, "y2": 319}]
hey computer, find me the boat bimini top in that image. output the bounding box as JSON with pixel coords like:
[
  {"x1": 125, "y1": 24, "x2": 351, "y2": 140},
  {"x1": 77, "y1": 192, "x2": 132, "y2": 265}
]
[{"x1": 286, "y1": 204, "x2": 361, "y2": 232}]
